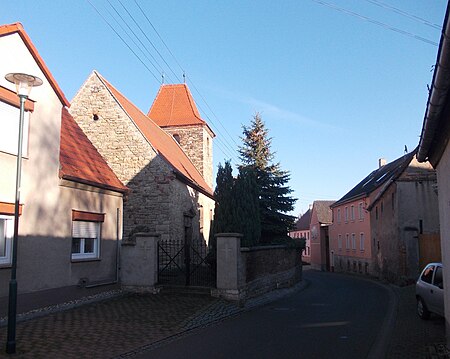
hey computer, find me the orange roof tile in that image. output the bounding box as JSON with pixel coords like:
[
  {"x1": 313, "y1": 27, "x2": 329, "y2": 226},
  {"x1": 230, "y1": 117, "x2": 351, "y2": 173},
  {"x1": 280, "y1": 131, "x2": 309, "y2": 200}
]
[
  {"x1": 59, "y1": 107, "x2": 128, "y2": 193},
  {"x1": 0, "y1": 22, "x2": 69, "y2": 107},
  {"x1": 148, "y1": 84, "x2": 207, "y2": 127},
  {"x1": 96, "y1": 73, "x2": 213, "y2": 198}
]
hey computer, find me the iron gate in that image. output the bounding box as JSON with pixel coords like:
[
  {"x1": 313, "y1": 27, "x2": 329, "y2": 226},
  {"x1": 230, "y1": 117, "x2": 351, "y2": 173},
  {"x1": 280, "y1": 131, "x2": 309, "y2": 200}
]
[{"x1": 157, "y1": 239, "x2": 216, "y2": 287}]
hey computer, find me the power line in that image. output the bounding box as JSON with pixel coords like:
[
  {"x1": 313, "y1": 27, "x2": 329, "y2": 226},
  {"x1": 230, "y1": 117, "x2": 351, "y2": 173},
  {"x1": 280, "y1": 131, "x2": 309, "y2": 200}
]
[
  {"x1": 310, "y1": 0, "x2": 438, "y2": 46},
  {"x1": 88, "y1": 0, "x2": 241, "y2": 162},
  {"x1": 186, "y1": 76, "x2": 240, "y2": 148},
  {"x1": 105, "y1": 0, "x2": 166, "y2": 80},
  {"x1": 133, "y1": 0, "x2": 184, "y2": 81},
  {"x1": 118, "y1": 0, "x2": 181, "y2": 83},
  {"x1": 86, "y1": 0, "x2": 161, "y2": 83},
  {"x1": 133, "y1": 0, "x2": 241, "y2": 153},
  {"x1": 364, "y1": 0, "x2": 442, "y2": 31}
]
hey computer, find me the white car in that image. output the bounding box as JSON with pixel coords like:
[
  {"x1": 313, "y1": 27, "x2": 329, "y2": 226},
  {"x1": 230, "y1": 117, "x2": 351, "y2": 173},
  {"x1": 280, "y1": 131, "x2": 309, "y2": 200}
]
[{"x1": 415, "y1": 262, "x2": 444, "y2": 319}]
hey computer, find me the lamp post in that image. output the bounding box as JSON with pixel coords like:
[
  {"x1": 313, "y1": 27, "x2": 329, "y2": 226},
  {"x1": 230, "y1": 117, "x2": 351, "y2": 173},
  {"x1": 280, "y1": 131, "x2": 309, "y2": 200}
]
[{"x1": 4, "y1": 73, "x2": 42, "y2": 354}]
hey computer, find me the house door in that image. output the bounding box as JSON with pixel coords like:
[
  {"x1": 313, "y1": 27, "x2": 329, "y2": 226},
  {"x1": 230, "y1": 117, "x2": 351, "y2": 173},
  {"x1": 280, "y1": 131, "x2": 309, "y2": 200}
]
[{"x1": 418, "y1": 234, "x2": 441, "y2": 271}]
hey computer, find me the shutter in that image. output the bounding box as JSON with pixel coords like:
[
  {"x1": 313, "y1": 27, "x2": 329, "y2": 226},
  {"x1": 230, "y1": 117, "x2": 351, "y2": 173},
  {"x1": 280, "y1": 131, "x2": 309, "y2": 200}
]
[{"x1": 72, "y1": 221, "x2": 99, "y2": 239}]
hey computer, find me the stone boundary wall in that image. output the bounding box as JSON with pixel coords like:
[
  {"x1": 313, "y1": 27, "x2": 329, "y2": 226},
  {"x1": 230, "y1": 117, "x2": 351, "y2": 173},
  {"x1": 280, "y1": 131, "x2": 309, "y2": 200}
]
[
  {"x1": 214, "y1": 234, "x2": 303, "y2": 302},
  {"x1": 241, "y1": 245, "x2": 302, "y2": 299}
]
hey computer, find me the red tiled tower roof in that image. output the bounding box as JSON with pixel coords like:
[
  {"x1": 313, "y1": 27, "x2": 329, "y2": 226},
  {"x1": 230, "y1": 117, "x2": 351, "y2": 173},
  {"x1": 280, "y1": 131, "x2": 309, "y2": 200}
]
[
  {"x1": 59, "y1": 107, "x2": 128, "y2": 193},
  {"x1": 148, "y1": 84, "x2": 206, "y2": 127},
  {"x1": 96, "y1": 74, "x2": 213, "y2": 198},
  {"x1": 0, "y1": 22, "x2": 69, "y2": 107}
]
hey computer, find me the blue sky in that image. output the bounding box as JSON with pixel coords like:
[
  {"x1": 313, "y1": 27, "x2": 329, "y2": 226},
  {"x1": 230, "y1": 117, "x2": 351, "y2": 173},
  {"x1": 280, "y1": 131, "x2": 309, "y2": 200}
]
[{"x1": 1, "y1": 0, "x2": 447, "y2": 215}]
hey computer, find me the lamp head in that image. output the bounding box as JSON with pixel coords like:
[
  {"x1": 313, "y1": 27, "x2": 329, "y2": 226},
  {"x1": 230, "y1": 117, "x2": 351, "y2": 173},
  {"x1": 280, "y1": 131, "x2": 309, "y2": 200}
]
[{"x1": 5, "y1": 72, "x2": 43, "y2": 97}]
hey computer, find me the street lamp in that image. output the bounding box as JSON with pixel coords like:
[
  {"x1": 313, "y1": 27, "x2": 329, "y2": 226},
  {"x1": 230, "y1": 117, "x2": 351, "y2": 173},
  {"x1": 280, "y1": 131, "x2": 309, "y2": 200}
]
[{"x1": 4, "y1": 73, "x2": 42, "y2": 354}]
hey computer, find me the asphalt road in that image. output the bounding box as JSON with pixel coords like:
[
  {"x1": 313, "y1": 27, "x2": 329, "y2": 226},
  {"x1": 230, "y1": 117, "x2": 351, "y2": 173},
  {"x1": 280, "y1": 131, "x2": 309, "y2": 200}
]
[{"x1": 135, "y1": 270, "x2": 390, "y2": 359}]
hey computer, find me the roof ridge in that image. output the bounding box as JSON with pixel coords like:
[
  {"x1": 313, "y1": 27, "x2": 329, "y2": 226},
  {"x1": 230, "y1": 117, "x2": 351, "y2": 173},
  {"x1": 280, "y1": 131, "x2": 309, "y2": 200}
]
[{"x1": 332, "y1": 150, "x2": 418, "y2": 207}]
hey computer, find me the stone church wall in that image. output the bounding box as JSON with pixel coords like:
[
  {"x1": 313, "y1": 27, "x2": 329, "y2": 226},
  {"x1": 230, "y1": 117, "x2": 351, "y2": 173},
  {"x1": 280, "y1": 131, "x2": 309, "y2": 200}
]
[{"x1": 70, "y1": 73, "x2": 201, "y2": 242}]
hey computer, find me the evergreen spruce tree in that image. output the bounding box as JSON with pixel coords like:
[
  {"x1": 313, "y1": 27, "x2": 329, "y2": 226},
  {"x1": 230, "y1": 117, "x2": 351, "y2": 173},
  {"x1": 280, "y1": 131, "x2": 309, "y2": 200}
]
[{"x1": 239, "y1": 113, "x2": 296, "y2": 244}]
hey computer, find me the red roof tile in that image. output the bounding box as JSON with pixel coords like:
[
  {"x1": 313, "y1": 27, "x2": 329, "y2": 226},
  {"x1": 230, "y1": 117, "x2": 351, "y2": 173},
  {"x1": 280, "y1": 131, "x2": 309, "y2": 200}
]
[
  {"x1": 148, "y1": 84, "x2": 207, "y2": 127},
  {"x1": 97, "y1": 73, "x2": 213, "y2": 198},
  {"x1": 0, "y1": 22, "x2": 69, "y2": 107},
  {"x1": 59, "y1": 107, "x2": 128, "y2": 193}
]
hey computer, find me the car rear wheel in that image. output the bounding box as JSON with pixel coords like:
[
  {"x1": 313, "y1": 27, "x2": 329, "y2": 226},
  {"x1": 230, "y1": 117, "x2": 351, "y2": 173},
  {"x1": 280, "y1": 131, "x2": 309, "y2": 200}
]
[{"x1": 417, "y1": 297, "x2": 431, "y2": 320}]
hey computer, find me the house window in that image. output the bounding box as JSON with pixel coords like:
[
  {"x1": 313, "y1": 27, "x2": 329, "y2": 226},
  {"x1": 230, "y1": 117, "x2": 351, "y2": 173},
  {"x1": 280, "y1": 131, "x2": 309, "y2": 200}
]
[
  {"x1": 338, "y1": 234, "x2": 342, "y2": 250},
  {"x1": 72, "y1": 221, "x2": 101, "y2": 260},
  {"x1": 0, "y1": 101, "x2": 30, "y2": 157},
  {"x1": 350, "y1": 205, "x2": 355, "y2": 221},
  {"x1": 0, "y1": 215, "x2": 13, "y2": 266},
  {"x1": 351, "y1": 233, "x2": 356, "y2": 250},
  {"x1": 360, "y1": 233, "x2": 365, "y2": 251},
  {"x1": 337, "y1": 208, "x2": 341, "y2": 223},
  {"x1": 359, "y1": 202, "x2": 364, "y2": 220},
  {"x1": 346, "y1": 234, "x2": 350, "y2": 250},
  {"x1": 345, "y1": 207, "x2": 348, "y2": 222},
  {"x1": 71, "y1": 211, "x2": 104, "y2": 260}
]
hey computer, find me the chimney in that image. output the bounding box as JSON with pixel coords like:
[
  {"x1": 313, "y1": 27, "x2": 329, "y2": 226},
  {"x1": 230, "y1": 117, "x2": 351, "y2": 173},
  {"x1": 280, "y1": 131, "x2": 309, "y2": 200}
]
[{"x1": 379, "y1": 158, "x2": 387, "y2": 168}]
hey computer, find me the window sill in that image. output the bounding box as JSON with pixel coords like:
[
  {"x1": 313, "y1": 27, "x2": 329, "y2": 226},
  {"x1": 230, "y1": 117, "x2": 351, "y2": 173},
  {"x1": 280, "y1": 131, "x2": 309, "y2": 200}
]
[
  {"x1": 0, "y1": 263, "x2": 12, "y2": 269},
  {"x1": 71, "y1": 257, "x2": 101, "y2": 263}
]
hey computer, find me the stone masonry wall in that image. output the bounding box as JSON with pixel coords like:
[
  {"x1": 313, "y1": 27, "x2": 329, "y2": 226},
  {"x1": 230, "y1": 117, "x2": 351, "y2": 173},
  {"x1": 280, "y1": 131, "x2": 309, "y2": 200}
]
[
  {"x1": 239, "y1": 245, "x2": 302, "y2": 299},
  {"x1": 69, "y1": 73, "x2": 198, "y2": 241},
  {"x1": 161, "y1": 125, "x2": 214, "y2": 187}
]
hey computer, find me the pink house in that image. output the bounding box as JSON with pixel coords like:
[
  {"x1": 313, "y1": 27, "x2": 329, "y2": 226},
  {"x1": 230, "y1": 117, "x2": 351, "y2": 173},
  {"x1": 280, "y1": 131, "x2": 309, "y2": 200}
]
[
  {"x1": 310, "y1": 201, "x2": 334, "y2": 271},
  {"x1": 329, "y1": 151, "x2": 438, "y2": 281},
  {"x1": 329, "y1": 189, "x2": 373, "y2": 275},
  {"x1": 289, "y1": 208, "x2": 312, "y2": 264}
]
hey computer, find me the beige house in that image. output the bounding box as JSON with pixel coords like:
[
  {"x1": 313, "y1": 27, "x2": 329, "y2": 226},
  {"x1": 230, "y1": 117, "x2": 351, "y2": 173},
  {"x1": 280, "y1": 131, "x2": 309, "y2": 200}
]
[
  {"x1": 417, "y1": 2, "x2": 450, "y2": 346},
  {"x1": 70, "y1": 72, "x2": 215, "y2": 248},
  {"x1": 0, "y1": 23, "x2": 128, "y2": 296}
]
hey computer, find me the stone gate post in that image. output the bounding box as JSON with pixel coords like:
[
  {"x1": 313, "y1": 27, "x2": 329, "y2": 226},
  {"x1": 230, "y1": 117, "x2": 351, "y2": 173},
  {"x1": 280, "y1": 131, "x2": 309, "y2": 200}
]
[
  {"x1": 213, "y1": 233, "x2": 244, "y2": 301},
  {"x1": 120, "y1": 232, "x2": 160, "y2": 292}
]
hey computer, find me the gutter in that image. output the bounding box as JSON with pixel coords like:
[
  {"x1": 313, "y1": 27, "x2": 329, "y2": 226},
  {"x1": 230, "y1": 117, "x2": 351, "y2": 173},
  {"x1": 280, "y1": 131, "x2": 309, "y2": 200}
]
[{"x1": 417, "y1": 3, "x2": 450, "y2": 162}]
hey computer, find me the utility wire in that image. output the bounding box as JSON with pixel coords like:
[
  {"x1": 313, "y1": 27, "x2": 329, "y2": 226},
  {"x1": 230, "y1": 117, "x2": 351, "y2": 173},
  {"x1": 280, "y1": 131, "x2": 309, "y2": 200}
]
[
  {"x1": 118, "y1": 0, "x2": 181, "y2": 83},
  {"x1": 134, "y1": 0, "x2": 186, "y2": 76},
  {"x1": 106, "y1": 0, "x2": 167, "y2": 81},
  {"x1": 310, "y1": 0, "x2": 438, "y2": 46},
  {"x1": 134, "y1": 0, "x2": 241, "y2": 153},
  {"x1": 187, "y1": 75, "x2": 240, "y2": 148},
  {"x1": 364, "y1": 0, "x2": 442, "y2": 31},
  {"x1": 86, "y1": 0, "x2": 161, "y2": 83},
  {"x1": 89, "y1": 0, "x2": 240, "y2": 162}
]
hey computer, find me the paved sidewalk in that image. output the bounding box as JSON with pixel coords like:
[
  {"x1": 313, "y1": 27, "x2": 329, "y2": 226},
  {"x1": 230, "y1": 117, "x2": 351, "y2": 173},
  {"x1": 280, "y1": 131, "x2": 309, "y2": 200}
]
[
  {"x1": 0, "y1": 281, "x2": 307, "y2": 359},
  {"x1": 386, "y1": 284, "x2": 449, "y2": 359}
]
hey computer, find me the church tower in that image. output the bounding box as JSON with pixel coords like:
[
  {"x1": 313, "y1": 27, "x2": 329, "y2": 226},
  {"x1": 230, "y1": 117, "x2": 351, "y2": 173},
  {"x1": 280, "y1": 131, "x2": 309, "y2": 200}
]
[{"x1": 148, "y1": 84, "x2": 215, "y2": 187}]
